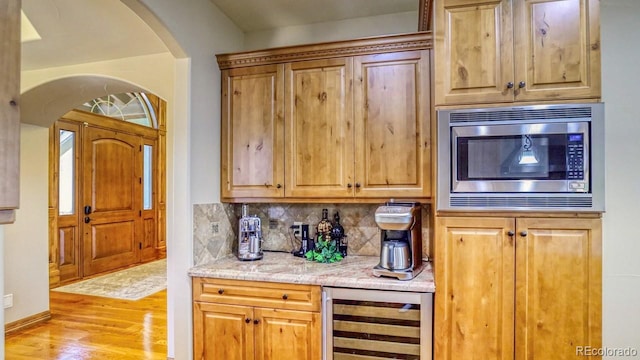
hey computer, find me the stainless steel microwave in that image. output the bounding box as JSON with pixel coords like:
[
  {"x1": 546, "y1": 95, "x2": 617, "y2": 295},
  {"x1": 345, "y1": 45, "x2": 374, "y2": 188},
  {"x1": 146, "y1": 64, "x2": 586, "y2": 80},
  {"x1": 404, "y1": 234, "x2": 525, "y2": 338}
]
[{"x1": 437, "y1": 103, "x2": 605, "y2": 211}]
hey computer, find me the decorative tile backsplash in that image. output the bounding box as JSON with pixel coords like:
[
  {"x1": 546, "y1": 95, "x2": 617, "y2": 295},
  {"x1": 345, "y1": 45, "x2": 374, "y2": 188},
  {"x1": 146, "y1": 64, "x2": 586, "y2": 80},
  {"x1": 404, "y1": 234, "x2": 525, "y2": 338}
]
[{"x1": 193, "y1": 202, "x2": 431, "y2": 266}]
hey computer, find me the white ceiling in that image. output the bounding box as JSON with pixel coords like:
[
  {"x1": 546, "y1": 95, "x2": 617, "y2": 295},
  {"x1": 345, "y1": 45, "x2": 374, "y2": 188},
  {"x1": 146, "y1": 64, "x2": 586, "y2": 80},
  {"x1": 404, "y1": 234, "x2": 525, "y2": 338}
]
[
  {"x1": 21, "y1": 0, "x2": 169, "y2": 71},
  {"x1": 21, "y1": 0, "x2": 419, "y2": 71}
]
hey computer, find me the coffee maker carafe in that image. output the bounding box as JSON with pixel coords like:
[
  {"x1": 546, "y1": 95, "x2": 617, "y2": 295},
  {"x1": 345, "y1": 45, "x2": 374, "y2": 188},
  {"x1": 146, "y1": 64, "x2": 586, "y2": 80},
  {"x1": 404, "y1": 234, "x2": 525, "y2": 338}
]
[
  {"x1": 373, "y1": 201, "x2": 423, "y2": 280},
  {"x1": 237, "y1": 204, "x2": 263, "y2": 261}
]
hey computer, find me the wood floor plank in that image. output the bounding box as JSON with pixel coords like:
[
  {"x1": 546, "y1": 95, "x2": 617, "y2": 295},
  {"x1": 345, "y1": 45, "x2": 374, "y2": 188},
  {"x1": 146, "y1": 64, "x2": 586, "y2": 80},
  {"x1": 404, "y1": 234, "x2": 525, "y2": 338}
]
[{"x1": 5, "y1": 289, "x2": 167, "y2": 359}]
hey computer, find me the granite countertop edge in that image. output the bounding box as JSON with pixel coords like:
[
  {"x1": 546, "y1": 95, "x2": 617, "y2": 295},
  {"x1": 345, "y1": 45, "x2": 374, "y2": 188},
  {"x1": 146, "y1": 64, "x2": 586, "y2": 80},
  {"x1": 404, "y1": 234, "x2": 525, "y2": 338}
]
[{"x1": 188, "y1": 252, "x2": 435, "y2": 293}]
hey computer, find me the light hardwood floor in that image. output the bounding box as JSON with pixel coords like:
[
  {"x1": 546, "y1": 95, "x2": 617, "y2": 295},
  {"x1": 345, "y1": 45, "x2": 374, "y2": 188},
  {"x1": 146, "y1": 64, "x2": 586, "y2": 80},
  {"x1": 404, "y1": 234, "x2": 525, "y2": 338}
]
[{"x1": 5, "y1": 289, "x2": 167, "y2": 359}]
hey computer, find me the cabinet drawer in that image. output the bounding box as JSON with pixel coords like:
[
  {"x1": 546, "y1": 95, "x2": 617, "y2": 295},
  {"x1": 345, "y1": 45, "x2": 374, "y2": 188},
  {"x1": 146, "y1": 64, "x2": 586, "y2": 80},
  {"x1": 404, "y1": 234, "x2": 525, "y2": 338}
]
[{"x1": 193, "y1": 277, "x2": 321, "y2": 312}]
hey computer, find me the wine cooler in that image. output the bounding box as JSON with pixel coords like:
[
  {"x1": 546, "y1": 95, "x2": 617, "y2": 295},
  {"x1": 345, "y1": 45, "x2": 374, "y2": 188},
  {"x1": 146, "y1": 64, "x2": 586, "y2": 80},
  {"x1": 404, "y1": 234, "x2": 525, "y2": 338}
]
[{"x1": 322, "y1": 287, "x2": 433, "y2": 360}]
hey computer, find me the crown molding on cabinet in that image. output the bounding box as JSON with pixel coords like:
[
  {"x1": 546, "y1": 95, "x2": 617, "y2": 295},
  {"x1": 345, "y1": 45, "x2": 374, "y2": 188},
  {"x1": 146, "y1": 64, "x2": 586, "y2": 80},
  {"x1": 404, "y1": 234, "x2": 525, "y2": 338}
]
[{"x1": 216, "y1": 32, "x2": 432, "y2": 70}]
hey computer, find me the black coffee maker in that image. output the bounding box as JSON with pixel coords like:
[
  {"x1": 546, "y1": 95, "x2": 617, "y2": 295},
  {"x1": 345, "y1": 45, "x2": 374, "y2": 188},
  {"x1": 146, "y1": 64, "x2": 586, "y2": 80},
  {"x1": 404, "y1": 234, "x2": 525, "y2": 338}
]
[{"x1": 372, "y1": 201, "x2": 423, "y2": 280}]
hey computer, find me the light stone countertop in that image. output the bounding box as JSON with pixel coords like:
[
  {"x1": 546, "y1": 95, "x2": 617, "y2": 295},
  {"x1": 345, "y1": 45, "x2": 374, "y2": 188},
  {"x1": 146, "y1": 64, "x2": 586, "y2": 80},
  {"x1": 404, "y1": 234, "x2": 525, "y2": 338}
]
[{"x1": 188, "y1": 251, "x2": 435, "y2": 293}]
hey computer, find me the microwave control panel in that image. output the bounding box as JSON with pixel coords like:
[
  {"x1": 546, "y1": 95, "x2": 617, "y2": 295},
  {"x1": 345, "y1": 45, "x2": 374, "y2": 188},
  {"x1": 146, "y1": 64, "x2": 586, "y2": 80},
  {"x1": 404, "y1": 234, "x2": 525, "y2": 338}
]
[{"x1": 567, "y1": 134, "x2": 585, "y2": 180}]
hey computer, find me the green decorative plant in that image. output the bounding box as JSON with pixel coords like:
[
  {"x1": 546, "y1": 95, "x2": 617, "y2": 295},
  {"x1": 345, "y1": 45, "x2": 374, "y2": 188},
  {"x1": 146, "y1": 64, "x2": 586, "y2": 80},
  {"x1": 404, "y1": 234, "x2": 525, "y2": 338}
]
[{"x1": 305, "y1": 234, "x2": 343, "y2": 263}]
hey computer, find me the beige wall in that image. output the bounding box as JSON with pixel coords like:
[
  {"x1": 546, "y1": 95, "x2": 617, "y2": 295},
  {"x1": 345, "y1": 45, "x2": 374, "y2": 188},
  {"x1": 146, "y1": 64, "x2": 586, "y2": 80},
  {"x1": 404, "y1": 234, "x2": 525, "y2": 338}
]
[
  {"x1": 244, "y1": 11, "x2": 418, "y2": 50},
  {"x1": 601, "y1": 0, "x2": 640, "y2": 358},
  {"x1": 3, "y1": 124, "x2": 49, "y2": 324}
]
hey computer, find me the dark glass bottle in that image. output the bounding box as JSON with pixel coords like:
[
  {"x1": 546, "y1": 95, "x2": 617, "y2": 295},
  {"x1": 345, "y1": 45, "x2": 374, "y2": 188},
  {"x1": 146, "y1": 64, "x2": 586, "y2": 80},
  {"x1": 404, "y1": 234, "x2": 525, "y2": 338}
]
[
  {"x1": 331, "y1": 211, "x2": 347, "y2": 256},
  {"x1": 316, "y1": 208, "x2": 333, "y2": 242}
]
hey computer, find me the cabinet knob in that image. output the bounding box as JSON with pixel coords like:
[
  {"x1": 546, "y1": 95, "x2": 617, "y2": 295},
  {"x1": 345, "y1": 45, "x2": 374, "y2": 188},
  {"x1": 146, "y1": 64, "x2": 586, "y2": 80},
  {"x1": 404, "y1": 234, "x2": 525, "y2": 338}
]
[
  {"x1": 355, "y1": 182, "x2": 361, "y2": 188},
  {"x1": 506, "y1": 82, "x2": 514, "y2": 89},
  {"x1": 217, "y1": 288, "x2": 224, "y2": 295},
  {"x1": 507, "y1": 230, "x2": 515, "y2": 237},
  {"x1": 347, "y1": 183, "x2": 352, "y2": 188},
  {"x1": 519, "y1": 81, "x2": 526, "y2": 88},
  {"x1": 520, "y1": 231, "x2": 528, "y2": 237},
  {"x1": 253, "y1": 319, "x2": 260, "y2": 325},
  {"x1": 282, "y1": 294, "x2": 288, "y2": 300},
  {"x1": 245, "y1": 318, "x2": 251, "y2": 323},
  {"x1": 276, "y1": 183, "x2": 282, "y2": 189}
]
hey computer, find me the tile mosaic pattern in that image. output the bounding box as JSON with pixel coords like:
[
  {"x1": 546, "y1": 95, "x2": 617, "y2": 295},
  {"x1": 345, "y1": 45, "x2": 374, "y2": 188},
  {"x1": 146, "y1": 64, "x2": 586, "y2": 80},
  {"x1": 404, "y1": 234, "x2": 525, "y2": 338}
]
[
  {"x1": 193, "y1": 203, "x2": 237, "y2": 266},
  {"x1": 194, "y1": 202, "x2": 431, "y2": 265}
]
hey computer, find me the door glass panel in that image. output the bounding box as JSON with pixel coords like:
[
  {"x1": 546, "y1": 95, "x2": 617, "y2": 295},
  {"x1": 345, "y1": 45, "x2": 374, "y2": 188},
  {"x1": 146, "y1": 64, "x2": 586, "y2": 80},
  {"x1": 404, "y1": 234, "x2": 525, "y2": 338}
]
[
  {"x1": 59, "y1": 130, "x2": 75, "y2": 215},
  {"x1": 143, "y1": 145, "x2": 153, "y2": 210}
]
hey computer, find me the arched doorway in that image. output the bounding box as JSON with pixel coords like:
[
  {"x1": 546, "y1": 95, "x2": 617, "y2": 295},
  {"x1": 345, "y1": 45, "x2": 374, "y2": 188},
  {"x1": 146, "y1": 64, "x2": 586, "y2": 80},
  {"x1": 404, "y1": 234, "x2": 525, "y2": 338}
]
[
  {"x1": 48, "y1": 92, "x2": 167, "y2": 286},
  {"x1": 19, "y1": 75, "x2": 170, "y2": 288}
]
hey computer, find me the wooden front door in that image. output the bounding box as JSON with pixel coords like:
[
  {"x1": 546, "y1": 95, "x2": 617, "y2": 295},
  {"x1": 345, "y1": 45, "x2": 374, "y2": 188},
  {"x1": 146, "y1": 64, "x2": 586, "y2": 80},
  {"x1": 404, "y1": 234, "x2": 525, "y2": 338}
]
[{"x1": 82, "y1": 126, "x2": 142, "y2": 276}]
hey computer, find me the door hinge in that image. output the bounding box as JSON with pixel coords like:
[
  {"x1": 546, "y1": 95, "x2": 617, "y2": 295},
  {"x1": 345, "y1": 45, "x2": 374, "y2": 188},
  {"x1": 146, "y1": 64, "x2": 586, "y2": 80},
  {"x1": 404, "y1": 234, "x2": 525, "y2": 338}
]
[
  {"x1": 140, "y1": 145, "x2": 142, "y2": 151},
  {"x1": 139, "y1": 210, "x2": 142, "y2": 216},
  {"x1": 139, "y1": 177, "x2": 142, "y2": 184},
  {"x1": 139, "y1": 242, "x2": 142, "y2": 250}
]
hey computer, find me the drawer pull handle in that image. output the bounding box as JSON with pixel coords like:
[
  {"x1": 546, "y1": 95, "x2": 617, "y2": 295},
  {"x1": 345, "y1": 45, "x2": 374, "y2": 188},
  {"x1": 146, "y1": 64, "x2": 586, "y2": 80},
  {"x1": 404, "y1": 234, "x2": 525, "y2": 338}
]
[
  {"x1": 217, "y1": 289, "x2": 224, "y2": 295},
  {"x1": 245, "y1": 318, "x2": 251, "y2": 323},
  {"x1": 253, "y1": 319, "x2": 260, "y2": 325},
  {"x1": 282, "y1": 294, "x2": 288, "y2": 300}
]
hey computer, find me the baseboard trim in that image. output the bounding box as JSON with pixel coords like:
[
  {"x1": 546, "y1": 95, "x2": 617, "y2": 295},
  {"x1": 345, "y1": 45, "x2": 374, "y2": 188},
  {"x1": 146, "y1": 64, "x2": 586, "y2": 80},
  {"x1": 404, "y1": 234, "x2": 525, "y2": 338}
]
[{"x1": 5, "y1": 310, "x2": 52, "y2": 336}]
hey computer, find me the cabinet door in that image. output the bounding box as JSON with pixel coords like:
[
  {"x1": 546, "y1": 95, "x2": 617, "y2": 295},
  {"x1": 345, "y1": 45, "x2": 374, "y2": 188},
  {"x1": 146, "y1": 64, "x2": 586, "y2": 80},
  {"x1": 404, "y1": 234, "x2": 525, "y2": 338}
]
[
  {"x1": 513, "y1": 0, "x2": 601, "y2": 101},
  {"x1": 354, "y1": 50, "x2": 431, "y2": 198},
  {"x1": 515, "y1": 218, "x2": 601, "y2": 360},
  {"x1": 284, "y1": 58, "x2": 354, "y2": 198},
  {"x1": 221, "y1": 65, "x2": 285, "y2": 199},
  {"x1": 434, "y1": 0, "x2": 514, "y2": 105},
  {"x1": 0, "y1": 0, "x2": 20, "y2": 224},
  {"x1": 254, "y1": 308, "x2": 321, "y2": 360},
  {"x1": 435, "y1": 217, "x2": 515, "y2": 360},
  {"x1": 193, "y1": 302, "x2": 254, "y2": 360}
]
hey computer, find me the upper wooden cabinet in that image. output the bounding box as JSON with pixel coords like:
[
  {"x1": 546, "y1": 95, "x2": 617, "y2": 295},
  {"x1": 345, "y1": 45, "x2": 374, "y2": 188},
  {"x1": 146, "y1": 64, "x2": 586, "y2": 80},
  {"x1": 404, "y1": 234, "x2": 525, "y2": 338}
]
[
  {"x1": 221, "y1": 64, "x2": 285, "y2": 199},
  {"x1": 0, "y1": 0, "x2": 21, "y2": 224},
  {"x1": 354, "y1": 51, "x2": 431, "y2": 199},
  {"x1": 434, "y1": 0, "x2": 601, "y2": 106},
  {"x1": 217, "y1": 33, "x2": 433, "y2": 202},
  {"x1": 284, "y1": 58, "x2": 354, "y2": 198},
  {"x1": 434, "y1": 216, "x2": 602, "y2": 360}
]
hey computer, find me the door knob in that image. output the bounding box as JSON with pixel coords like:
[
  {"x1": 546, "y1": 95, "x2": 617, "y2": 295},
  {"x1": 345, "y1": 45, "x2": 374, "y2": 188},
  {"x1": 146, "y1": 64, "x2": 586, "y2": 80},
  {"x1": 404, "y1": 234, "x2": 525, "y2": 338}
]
[
  {"x1": 84, "y1": 205, "x2": 92, "y2": 215},
  {"x1": 245, "y1": 318, "x2": 251, "y2": 323},
  {"x1": 84, "y1": 217, "x2": 91, "y2": 224},
  {"x1": 253, "y1": 319, "x2": 260, "y2": 325},
  {"x1": 507, "y1": 230, "x2": 515, "y2": 236},
  {"x1": 506, "y1": 82, "x2": 514, "y2": 89},
  {"x1": 282, "y1": 294, "x2": 288, "y2": 300},
  {"x1": 519, "y1": 81, "x2": 526, "y2": 88},
  {"x1": 217, "y1": 288, "x2": 224, "y2": 295},
  {"x1": 520, "y1": 231, "x2": 528, "y2": 237}
]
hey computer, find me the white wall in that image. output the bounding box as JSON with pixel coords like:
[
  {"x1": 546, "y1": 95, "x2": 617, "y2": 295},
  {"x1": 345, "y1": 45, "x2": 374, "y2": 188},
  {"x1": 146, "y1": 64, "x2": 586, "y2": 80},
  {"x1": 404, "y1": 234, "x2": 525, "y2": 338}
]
[
  {"x1": 601, "y1": 0, "x2": 640, "y2": 358},
  {"x1": 132, "y1": 1, "x2": 243, "y2": 358},
  {"x1": 244, "y1": 11, "x2": 418, "y2": 50},
  {"x1": 3, "y1": 124, "x2": 49, "y2": 324}
]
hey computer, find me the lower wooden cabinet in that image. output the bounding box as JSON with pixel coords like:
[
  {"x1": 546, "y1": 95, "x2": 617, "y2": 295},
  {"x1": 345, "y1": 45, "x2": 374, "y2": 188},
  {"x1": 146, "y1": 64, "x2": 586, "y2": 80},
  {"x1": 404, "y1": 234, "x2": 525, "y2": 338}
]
[
  {"x1": 434, "y1": 216, "x2": 602, "y2": 360},
  {"x1": 193, "y1": 278, "x2": 321, "y2": 360}
]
